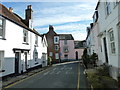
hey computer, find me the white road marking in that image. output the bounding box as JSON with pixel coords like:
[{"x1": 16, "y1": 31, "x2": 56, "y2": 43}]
[
  {"x1": 56, "y1": 71, "x2": 61, "y2": 74},
  {"x1": 43, "y1": 71, "x2": 50, "y2": 76}
]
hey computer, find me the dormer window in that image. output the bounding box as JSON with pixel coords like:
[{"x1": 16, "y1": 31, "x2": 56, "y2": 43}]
[
  {"x1": 0, "y1": 16, "x2": 6, "y2": 39},
  {"x1": 23, "y1": 29, "x2": 28, "y2": 43}
]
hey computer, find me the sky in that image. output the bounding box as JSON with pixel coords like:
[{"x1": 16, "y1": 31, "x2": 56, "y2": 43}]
[{"x1": 2, "y1": 0, "x2": 98, "y2": 40}]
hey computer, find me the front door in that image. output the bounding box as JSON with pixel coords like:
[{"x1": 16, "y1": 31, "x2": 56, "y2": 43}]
[
  {"x1": 24, "y1": 52, "x2": 27, "y2": 70},
  {"x1": 15, "y1": 52, "x2": 20, "y2": 74},
  {"x1": 103, "y1": 37, "x2": 108, "y2": 63},
  {"x1": 76, "y1": 51, "x2": 78, "y2": 60}
]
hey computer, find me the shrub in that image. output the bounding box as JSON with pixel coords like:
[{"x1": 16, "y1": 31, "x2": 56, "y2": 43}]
[{"x1": 96, "y1": 64, "x2": 109, "y2": 76}]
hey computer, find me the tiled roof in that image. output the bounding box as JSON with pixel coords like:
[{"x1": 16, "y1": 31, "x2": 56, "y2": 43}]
[
  {"x1": 0, "y1": 3, "x2": 40, "y2": 36},
  {"x1": 59, "y1": 34, "x2": 74, "y2": 40}
]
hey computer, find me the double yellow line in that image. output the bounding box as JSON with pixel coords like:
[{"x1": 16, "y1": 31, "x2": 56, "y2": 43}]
[{"x1": 77, "y1": 61, "x2": 80, "y2": 90}]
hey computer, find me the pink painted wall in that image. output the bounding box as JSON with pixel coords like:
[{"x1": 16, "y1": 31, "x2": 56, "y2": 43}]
[
  {"x1": 75, "y1": 49, "x2": 84, "y2": 59},
  {"x1": 60, "y1": 40, "x2": 75, "y2": 60}
]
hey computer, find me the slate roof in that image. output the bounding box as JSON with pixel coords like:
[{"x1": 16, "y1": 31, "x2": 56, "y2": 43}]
[
  {"x1": 74, "y1": 40, "x2": 86, "y2": 49},
  {"x1": 59, "y1": 34, "x2": 74, "y2": 40},
  {"x1": 0, "y1": 3, "x2": 40, "y2": 36}
]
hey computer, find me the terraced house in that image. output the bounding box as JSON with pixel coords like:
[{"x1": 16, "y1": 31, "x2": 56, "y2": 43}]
[
  {"x1": 86, "y1": 0, "x2": 120, "y2": 80},
  {"x1": 0, "y1": 4, "x2": 48, "y2": 77}
]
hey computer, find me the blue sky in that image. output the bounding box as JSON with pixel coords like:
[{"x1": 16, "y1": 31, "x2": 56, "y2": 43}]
[{"x1": 2, "y1": 1, "x2": 98, "y2": 40}]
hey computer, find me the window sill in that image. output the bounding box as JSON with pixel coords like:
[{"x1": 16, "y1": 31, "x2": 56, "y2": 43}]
[
  {"x1": 0, "y1": 38, "x2": 6, "y2": 40},
  {"x1": 34, "y1": 44, "x2": 38, "y2": 47},
  {"x1": 22, "y1": 42, "x2": 29, "y2": 45}
]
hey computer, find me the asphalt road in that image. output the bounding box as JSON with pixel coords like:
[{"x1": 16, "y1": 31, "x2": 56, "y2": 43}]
[{"x1": 6, "y1": 61, "x2": 88, "y2": 89}]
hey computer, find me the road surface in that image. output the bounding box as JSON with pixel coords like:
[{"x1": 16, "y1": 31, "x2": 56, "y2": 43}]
[{"x1": 5, "y1": 61, "x2": 88, "y2": 89}]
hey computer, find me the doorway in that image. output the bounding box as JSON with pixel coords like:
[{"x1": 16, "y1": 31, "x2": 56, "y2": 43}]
[
  {"x1": 103, "y1": 37, "x2": 108, "y2": 63},
  {"x1": 24, "y1": 52, "x2": 27, "y2": 70},
  {"x1": 76, "y1": 51, "x2": 78, "y2": 60},
  {"x1": 15, "y1": 52, "x2": 20, "y2": 74}
]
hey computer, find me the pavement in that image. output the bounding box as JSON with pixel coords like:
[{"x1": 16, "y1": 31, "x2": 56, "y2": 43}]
[{"x1": 1, "y1": 61, "x2": 89, "y2": 89}]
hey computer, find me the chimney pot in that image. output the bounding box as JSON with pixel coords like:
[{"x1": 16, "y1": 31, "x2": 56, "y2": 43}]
[
  {"x1": 9, "y1": 7, "x2": 13, "y2": 12},
  {"x1": 27, "y1": 5, "x2": 32, "y2": 9}
]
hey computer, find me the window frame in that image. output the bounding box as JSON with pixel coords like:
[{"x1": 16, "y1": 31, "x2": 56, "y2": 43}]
[
  {"x1": 0, "y1": 51, "x2": 4, "y2": 71},
  {"x1": 55, "y1": 45, "x2": 59, "y2": 51},
  {"x1": 35, "y1": 35, "x2": 38, "y2": 46},
  {"x1": 0, "y1": 16, "x2": 6, "y2": 39},
  {"x1": 55, "y1": 53, "x2": 59, "y2": 59},
  {"x1": 54, "y1": 36, "x2": 59, "y2": 44},
  {"x1": 23, "y1": 29, "x2": 28, "y2": 43},
  {"x1": 105, "y1": 0, "x2": 111, "y2": 16},
  {"x1": 109, "y1": 30, "x2": 116, "y2": 54}
]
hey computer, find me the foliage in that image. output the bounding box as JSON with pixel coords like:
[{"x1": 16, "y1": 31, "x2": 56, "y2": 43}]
[
  {"x1": 86, "y1": 66, "x2": 118, "y2": 88},
  {"x1": 47, "y1": 57, "x2": 52, "y2": 65},
  {"x1": 96, "y1": 64, "x2": 110, "y2": 76}
]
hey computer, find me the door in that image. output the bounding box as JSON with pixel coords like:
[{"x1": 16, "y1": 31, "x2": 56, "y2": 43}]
[
  {"x1": 76, "y1": 51, "x2": 78, "y2": 60},
  {"x1": 24, "y1": 52, "x2": 27, "y2": 70},
  {"x1": 103, "y1": 37, "x2": 108, "y2": 63},
  {"x1": 15, "y1": 52, "x2": 20, "y2": 74}
]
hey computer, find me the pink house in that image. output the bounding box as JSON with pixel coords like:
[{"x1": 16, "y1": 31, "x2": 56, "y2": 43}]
[
  {"x1": 59, "y1": 34, "x2": 75, "y2": 61},
  {"x1": 59, "y1": 34, "x2": 86, "y2": 62}
]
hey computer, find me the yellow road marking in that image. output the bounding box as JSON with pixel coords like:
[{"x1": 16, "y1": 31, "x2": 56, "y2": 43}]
[
  {"x1": 77, "y1": 61, "x2": 80, "y2": 90},
  {"x1": 4, "y1": 67, "x2": 52, "y2": 88}
]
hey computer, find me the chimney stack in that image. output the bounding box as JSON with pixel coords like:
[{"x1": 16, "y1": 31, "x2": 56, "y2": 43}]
[
  {"x1": 25, "y1": 5, "x2": 33, "y2": 20},
  {"x1": 9, "y1": 7, "x2": 13, "y2": 12}
]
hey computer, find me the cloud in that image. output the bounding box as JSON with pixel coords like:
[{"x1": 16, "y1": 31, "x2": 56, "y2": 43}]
[{"x1": 33, "y1": 3, "x2": 95, "y2": 27}]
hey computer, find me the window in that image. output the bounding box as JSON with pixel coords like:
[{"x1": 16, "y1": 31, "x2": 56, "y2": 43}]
[
  {"x1": 34, "y1": 52, "x2": 38, "y2": 62},
  {"x1": 64, "y1": 40, "x2": 67, "y2": 45},
  {"x1": 114, "y1": 0, "x2": 119, "y2": 7},
  {"x1": 54, "y1": 36, "x2": 59, "y2": 44},
  {"x1": 23, "y1": 29, "x2": 28, "y2": 43},
  {"x1": 105, "y1": 0, "x2": 111, "y2": 15},
  {"x1": 55, "y1": 53, "x2": 59, "y2": 59},
  {"x1": 55, "y1": 45, "x2": 59, "y2": 51},
  {"x1": 35, "y1": 35, "x2": 38, "y2": 45},
  {"x1": 0, "y1": 51, "x2": 4, "y2": 70},
  {"x1": 64, "y1": 54, "x2": 68, "y2": 60},
  {"x1": 49, "y1": 52, "x2": 53, "y2": 56},
  {"x1": 109, "y1": 30, "x2": 116, "y2": 54},
  {"x1": 63, "y1": 46, "x2": 69, "y2": 53},
  {"x1": 0, "y1": 16, "x2": 6, "y2": 39}
]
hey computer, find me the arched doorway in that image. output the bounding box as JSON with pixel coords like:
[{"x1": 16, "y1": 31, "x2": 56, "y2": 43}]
[{"x1": 76, "y1": 51, "x2": 78, "y2": 60}]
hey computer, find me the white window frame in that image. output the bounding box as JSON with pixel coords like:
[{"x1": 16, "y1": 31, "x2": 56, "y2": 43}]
[
  {"x1": 55, "y1": 53, "x2": 59, "y2": 59},
  {"x1": 35, "y1": 35, "x2": 38, "y2": 46},
  {"x1": 109, "y1": 30, "x2": 116, "y2": 54},
  {"x1": 49, "y1": 52, "x2": 53, "y2": 56},
  {"x1": 105, "y1": 0, "x2": 111, "y2": 15},
  {"x1": 23, "y1": 29, "x2": 28, "y2": 43},
  {"x1": 55, "y1": 45, "x2": 59, "y2": 51},
  {"x1": 0, "y1": 16, "x2": 6, "y2": 39},
  {"x1": 54, "y1": 36, "x2": 59, "y2": 44},
  {"x1": 0, "y1": 51, "x2": 4, "y2": 70}
]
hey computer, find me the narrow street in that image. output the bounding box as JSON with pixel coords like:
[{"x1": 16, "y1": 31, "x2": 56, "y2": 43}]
[{"x1": 5, "y1": 61, "x2": 88, "y2": 89}]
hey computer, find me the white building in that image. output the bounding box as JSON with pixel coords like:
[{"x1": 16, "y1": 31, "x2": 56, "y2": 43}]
[
  {"x1": 86, "y1": 0, "x2": 120, "y2": 80},
  {"x1": 0, "y1": 4, "x2": 47, "y2": 77}
]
